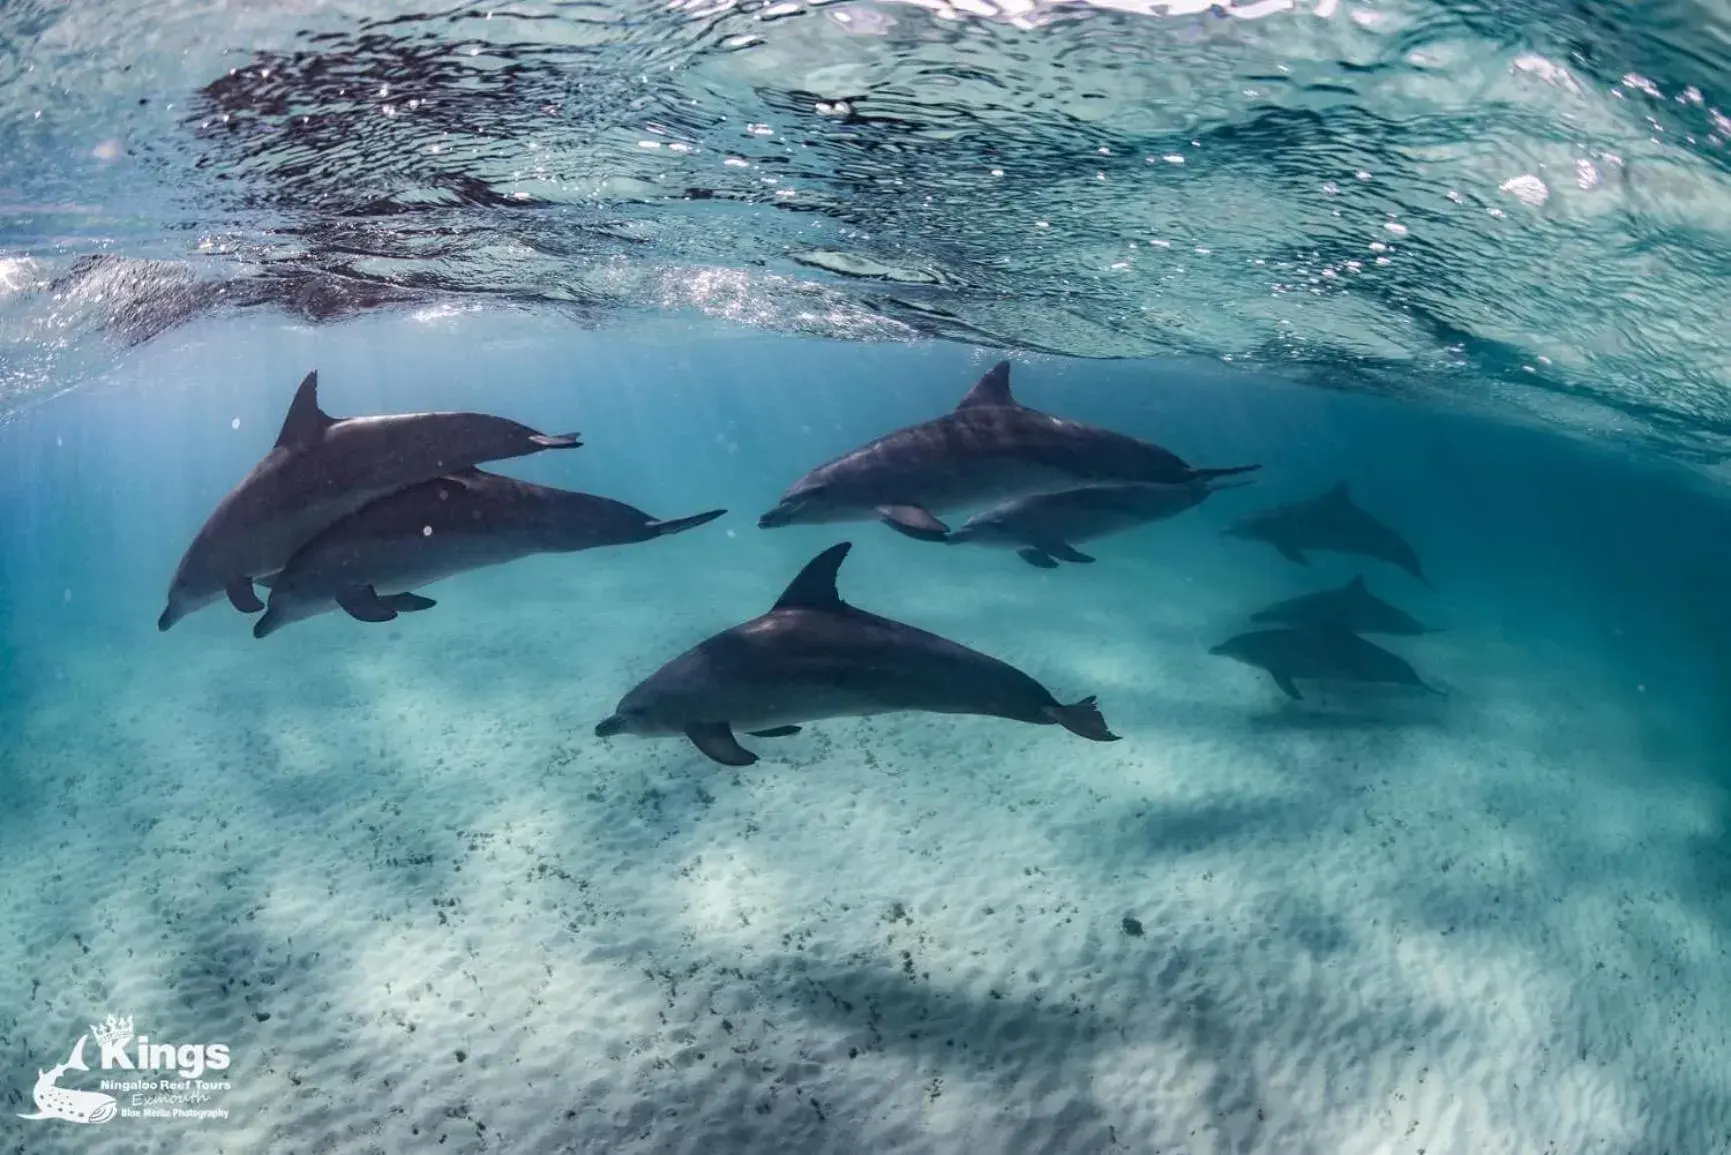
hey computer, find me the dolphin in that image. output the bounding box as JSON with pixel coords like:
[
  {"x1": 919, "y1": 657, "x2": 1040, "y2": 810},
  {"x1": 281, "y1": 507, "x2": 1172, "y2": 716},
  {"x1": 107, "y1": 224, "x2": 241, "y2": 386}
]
[
  {"x1": 157, "y1": 370, "x2": 582, "y2": 631},
  {"x1": 945, "y1": 478, "x2": 1246, "y2": 568},
  {"x1": 252, "y1": 468, "x2": 726, "y2": 638},
  {"x1": 1249, "y1": 574, "x2": 1436, "y2": 636},
  {"x1": 17, "y1": 1035, "x2": 118, "y2": 1125},
  {"x1": 758, "y1": 361, "x2": 1259, "y2": 541},
  {"x1": 1208, "y1": 626, "x2": 1444, "y2": 701},
  {"x1": 1224, "y1": 481, "x2": 1431, "y2": 587},
  {"x1": 595, "y1": 541, "x2": 1120, "y2": 766}
]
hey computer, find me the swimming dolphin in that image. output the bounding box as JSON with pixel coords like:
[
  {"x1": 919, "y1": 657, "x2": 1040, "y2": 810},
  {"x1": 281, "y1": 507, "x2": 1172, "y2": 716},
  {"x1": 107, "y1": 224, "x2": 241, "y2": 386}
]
[
  {"x1": 1224, "y1": 481, "x2": 1431, "y2": 586},
  {"x1": 595, "y1": 541, "x2": 1120, "y2": 766},
  {"x1": 758, "y1": 361, "x2": 1259, "y2": 541},
  {"x1": 252, "y1": 469, "x2": 726, "y2": 638},
  {"x1": 1248, "y1": 575, "x2": 1435, "y2": 636},
  {"x1": 1208, "y1": 626, "x2": 1443, "y2": 701},
  {"x1": 17, "y1": 1035, "x2": 118, "y2": 1125},
  {"x1": 158, "y1": 370, "x2": 581, "y2": 631},
  {"x1": 945, "y1": 478, "x2": 1245, "y2": 568}
]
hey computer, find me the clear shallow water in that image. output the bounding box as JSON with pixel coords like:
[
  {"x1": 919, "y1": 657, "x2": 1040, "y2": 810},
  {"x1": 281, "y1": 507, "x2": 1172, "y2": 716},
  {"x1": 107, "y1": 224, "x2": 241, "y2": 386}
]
[{"x1": 3, "y1": 3, "x2": 1731, "y2": 1153}]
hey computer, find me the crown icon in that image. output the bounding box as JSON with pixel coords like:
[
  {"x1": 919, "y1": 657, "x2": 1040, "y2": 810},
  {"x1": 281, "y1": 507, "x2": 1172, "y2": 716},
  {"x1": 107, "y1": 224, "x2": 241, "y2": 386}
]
[{"x1": 89, "y1": 1015, "x2": 133, "y2": 1048}]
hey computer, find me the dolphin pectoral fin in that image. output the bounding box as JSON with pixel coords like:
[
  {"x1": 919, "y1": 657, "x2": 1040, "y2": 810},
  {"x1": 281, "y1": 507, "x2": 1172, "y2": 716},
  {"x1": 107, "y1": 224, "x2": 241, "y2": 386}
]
[
  {"x1": 1272, "y1": 672, "x2": 1303, "y2": 700},
  {"x1": 1017, "y1": 548, "x2": 1059, "y2": 569},
  {"x1": 876, "y1": 505, "x2": 951, "y2": 542},
  {"x1": 16, "y1": 1110, "x2": 52, "y2": 1120},
  {"x1": 748, "y1": 725, "x2": 802, "y2": 738},
  {"x1": 1047, "y1": 543, "x2": 1096, "y2": 564},
  {"x1": 529, "y1": 431, "x2": 583, "y2": 449},
  {"x1": 647, "y1": 509, "x2": 727, "y2": 537},
  {"x1": 1190, "y1": 463, "x2": 1261, "y2": 483},
  {"x1": 1043, "y1": 695, "x2": 1120, "y2": 741},
  {"x1": 686, "y1": 724, "x2": 758, "y2": 766},
  {"x1": 226, "y1": 578, "x2": 265, "y2": 614},
  {"x1": 1276, "y1": 543, "x2": 1309, "y2": 566},
  {"x1": 383, "y1": 593, "x2": 436, "y2": 613},
  {"x1": 335, "y1": 586, "x2": 400, "y2": 624}
]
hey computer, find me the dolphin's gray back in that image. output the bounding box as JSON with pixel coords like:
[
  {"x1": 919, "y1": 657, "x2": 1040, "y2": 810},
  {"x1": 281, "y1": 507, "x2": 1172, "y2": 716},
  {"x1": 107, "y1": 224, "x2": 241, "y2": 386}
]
[
  {"x1": 637, "y1": 607, "x2": 1061, "y2": 727},
  {"x1": 796, "y1": 407, "x2": 1206, "y2": 513}
]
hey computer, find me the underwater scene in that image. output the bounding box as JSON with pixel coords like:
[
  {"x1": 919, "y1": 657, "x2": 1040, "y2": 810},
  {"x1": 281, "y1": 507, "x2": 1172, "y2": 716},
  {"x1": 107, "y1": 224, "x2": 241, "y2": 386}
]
[{"x1": 3, "y1": 1, "x2": 1731, "y2": 1153}]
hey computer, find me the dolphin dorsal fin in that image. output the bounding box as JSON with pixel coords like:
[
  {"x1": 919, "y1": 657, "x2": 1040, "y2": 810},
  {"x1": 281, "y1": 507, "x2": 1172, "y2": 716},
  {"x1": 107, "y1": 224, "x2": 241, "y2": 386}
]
[
  {"x1": 275, "y1": 370, "x2": 336, "y2": 449},
  {"x1": 956, "y1": 361, "x2": 1016, "y2": 410},
  {"x1": 1325, "y1": 480, "x2": 1352, "y2": 504},
  {"x1": 773, "y1": 542, "x2": 852, "y2": 611},
  {"x1": 1348, "y1": 574, "x2": 1366, "y2": 591}
]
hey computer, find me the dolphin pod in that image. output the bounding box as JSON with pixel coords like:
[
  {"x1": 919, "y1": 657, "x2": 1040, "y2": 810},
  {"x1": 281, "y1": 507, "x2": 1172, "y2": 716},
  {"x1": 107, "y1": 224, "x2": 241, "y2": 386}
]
[{"x1": 161, "y1": 358, "x2": 1447, "y2": 764}]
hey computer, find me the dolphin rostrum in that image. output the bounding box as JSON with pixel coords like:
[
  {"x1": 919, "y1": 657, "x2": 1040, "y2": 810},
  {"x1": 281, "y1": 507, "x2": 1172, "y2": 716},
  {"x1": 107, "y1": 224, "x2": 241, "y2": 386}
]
[
  {"x1": 252, "y1": 468, "x2": 726, "y2": 638},
  {"x1": 1248, "y1": 574, "x2": 1435, "y2": 636},
  {"x1": 1224, "y1": 481, "x2": 1431, "y2": 586},
  {"x1": 158, "y1": 370, "x2": 581, "y2": 631},
  {"x1": 758, "y1": 361, "x2": 1259, "y2": 541},
  {"x1": 595, "y1": 541, "x2": 1121, "y2": 766},
  {"x1": 945, "y1": 478, "x2": 1245, "y2": 568},
  {"x1": 1209, "y1": 626, "x2": 1444, "y2": 701},
  {"x1": 17, "y1": 1035, "x2": 118, "y2": 1125}
]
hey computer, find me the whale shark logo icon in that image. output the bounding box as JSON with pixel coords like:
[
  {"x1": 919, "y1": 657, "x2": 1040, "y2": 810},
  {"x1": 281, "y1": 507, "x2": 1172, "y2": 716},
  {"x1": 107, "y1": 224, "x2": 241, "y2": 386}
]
[
  {"x1": 17, "y1": 1015, "x2": 131, "y2": 1125},
  {"x1": 17, "y1": 1035, "x2": 117, "y2": 1125}
]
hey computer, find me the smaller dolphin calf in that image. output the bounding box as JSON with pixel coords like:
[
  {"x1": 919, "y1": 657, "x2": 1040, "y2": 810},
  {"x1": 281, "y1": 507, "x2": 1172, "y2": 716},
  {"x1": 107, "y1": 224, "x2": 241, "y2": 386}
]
[
  {"x1": 1225, "y1": 481, "x2": 1431, "y2": 587},
  {"x1": 1249, "y1": 575, "x2": 1435, "y2": 636},
  {"x1": 159, "y1": 370, "x2": 581, "y2": 631},
  {"x1": 1209, "y1": 626, "x2": 1443, "y2": 701},
  {"x1": 758, "y1": 361, "x2": 1258, "y2": 541},
  {"x1": 253, "y1": 469, "x2": 725, "y2": 638},
  {"x1": 595, "y1": 541, "x2": 1120, "y2": 766},
  {"x1": 946, "y1": 479, "x2": 1238, "y2": 568}
]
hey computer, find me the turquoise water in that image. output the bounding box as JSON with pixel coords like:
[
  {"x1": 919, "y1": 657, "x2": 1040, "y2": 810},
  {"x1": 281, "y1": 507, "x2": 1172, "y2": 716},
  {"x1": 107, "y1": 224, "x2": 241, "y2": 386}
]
[{"x1": 4, "y1": 2, "x2": 1731, "y2": 1152}]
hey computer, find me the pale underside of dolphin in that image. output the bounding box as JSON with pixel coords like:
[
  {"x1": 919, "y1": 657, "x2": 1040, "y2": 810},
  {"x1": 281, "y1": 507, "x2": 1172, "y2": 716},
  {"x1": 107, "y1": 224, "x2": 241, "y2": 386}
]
[
  {"x1": 1225, "y1": 481, "x2": 1432, "y2": 587},
  {"x1": 594, "y1": 541, "x2": 1120, "y2": 766},
  {"x1": 757, "y1": 361, "x2": 1259, "y2": 542},
  {"x1": 253, "y1": 468, "x2": 726, "y2": 638},
  {"x1": 158, "y1": 369, "x2": 581, "y2": 631},
  {"x1": 1209, "y1": 626, "x2": 1443, "y2": 701},
  {"x1": 1248, "y1": 574, "x2": 1436, "y2": 636},
  {"x1": 947, "y1": 477, "x2": 1249, "y2": 568}
]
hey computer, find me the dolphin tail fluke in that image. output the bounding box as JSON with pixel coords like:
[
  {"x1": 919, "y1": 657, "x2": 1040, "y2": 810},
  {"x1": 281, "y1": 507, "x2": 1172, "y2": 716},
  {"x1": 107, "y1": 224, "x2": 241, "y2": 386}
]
[
  {"x1": 1044, "y1": 696, "x2": 1120, "y2": 742},
  {"x1": 530, "y1": 431, "x2": 583, "y2": 450},
  {"x1": 1190, "y1": 463, "x2": 1260, "y2": 483},
  {"x1": 647, "y1": 509, "x2": 727, "y2": 537}
]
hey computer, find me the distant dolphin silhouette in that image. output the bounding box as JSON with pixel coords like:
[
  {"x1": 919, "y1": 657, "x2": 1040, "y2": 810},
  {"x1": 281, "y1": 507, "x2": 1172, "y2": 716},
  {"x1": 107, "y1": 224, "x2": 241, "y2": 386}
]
[
  {"x1": 158, "y1": 370, "x2": 581, "y2": 631},
  {"x1": 1249, "y1": 575, "x2": 1436, "y2": 636},
  {"x1": 595, "y1": 541, "x2": 1120, "y2": 766},
  {"x1": 946, "y1": 478, "x2": 1246, "y2": 568},
  {"x1": 1209, "y1": 626, "x2": 1444, "y2": 701},
  {"x1": 17, "y1": 1035, "x2": 116, "y2": 1125},
  {"x1": 758, "y1": 361, "x2": 1258, "y2": 541},
  {"x1": 252, "y1": 468, "x2": 725, "y2": 638},
  {"x1": 1225, "y1": 481, "x2": 1430, "y2": 586}
]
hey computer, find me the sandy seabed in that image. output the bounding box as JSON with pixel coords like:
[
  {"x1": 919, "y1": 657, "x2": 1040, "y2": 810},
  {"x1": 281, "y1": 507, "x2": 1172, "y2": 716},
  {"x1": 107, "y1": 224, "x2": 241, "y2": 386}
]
[{"x1": 3, "y1": 532, "x2": 1729, "y2": 1155}]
